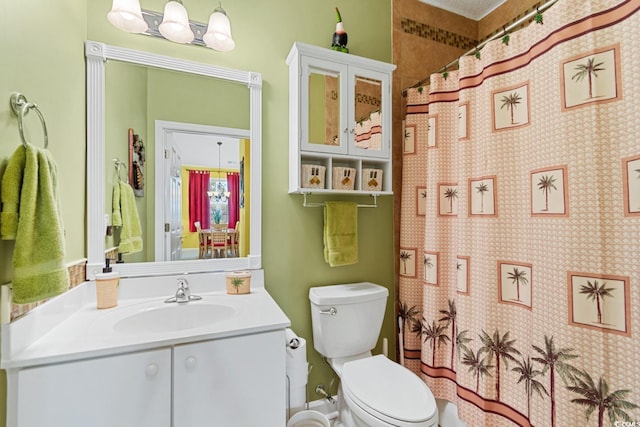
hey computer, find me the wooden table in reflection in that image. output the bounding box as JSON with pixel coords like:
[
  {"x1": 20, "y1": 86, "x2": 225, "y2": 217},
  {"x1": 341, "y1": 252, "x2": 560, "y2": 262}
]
[{"x1": 198, "y1": 228, "x2": 238, "y2": 258}]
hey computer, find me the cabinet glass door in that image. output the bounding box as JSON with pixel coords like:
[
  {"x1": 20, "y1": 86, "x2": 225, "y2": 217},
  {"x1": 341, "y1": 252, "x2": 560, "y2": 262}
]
[
  {"x1": 301, "y1": 57, "x2": 348, "y2": 154},
  {"x1": 349, "y1": 67, "x2": 390, "y2": 159}
]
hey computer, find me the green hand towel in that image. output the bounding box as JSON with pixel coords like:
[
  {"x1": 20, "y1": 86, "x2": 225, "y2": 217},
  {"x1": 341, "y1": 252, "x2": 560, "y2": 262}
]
[
  {"x1": 1, "y1": 145, "x2": 26, "y2": 240},
  {"x1": 112, "y1": 182, "x2": 122, "y2": 227},
  {"x1": 117, "y1": 181, "x2": 143, "y2": 254},
  {"x1": 323, "y1": 201, "x2": 358, "y2": 267},
  {"x1": 1, "y1": 144, "x2": 69, "y2": 303}
]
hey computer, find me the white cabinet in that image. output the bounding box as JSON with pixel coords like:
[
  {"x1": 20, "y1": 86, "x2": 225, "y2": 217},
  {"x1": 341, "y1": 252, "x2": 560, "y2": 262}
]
[
  {"x1": 174, "y1": 330, "x2": 286, "y2": 427},
  {"x1": 15, "y1": 349, "x2": 172, "y2": 427},
  {"x1": 287, "y1": 42, "x2": 396, "y2": 194},
  {"x1": 11, "y1": 331, "x2": 286, "y2": 427}
]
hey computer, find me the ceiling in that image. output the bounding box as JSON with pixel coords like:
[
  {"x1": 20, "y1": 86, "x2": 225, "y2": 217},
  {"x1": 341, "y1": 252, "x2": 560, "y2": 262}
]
[
  {"x1": 173, "y1": 132, "x2": 240, "y2": 170},
  {"x1": 418, "y1": 0, "x2": 506, "y2": 20}
]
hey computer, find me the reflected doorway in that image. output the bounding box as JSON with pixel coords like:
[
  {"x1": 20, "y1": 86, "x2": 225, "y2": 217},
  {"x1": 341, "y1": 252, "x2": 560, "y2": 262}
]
[{"x1": 155, "y1": 121, "x2": 249, "y2": 261}]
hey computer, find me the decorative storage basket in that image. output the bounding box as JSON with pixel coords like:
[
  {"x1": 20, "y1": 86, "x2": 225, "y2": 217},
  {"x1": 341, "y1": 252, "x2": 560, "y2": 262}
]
[
  {"x1": 301, "y1": 164, "x2": 326, "y2": 189},
  {"x1": 362, "y1": 168, "x2": 383, "y2": 191},
  {"x1": 226, "y1": 271, "x2": 252, "y2": 294},
  {"x1": 332, "y1": 167, "x2": 356, "y2": 190}
]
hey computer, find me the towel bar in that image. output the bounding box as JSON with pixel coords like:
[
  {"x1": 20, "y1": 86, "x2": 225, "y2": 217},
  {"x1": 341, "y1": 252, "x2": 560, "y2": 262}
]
[
  {"x1": 10, "y1": 92, "x2": 49, "y2": 149},
  {"x1": 302, "y1": 193, "x2": 378, "y2": 208}
]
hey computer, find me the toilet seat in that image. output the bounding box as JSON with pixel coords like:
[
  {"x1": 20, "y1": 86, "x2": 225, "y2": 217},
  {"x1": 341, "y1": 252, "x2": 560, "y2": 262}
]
[{"x1": 342, "y1": 355, "x2": 438, "y2": 426}]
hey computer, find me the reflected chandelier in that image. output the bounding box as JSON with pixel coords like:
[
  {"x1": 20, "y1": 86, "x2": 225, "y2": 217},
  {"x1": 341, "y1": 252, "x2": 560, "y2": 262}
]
[
  {"x1": 208, "y1": 141, "x2": 231, "y2": 203},
  {"x1": 107, "y1": 0, "x2": 235, "y2": 52}
]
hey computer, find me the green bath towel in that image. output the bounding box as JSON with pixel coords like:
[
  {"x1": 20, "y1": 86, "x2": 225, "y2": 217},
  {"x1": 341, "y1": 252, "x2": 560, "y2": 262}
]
[
  {"x1": 323, "y1": 201, "x2": 358, "y2": 267},
  {"x1": 115, "y1": 181, "x2": 143, "y2": 254},
  {"x1": 1, "y1": 144, "x2": 69, "y2": 303}
]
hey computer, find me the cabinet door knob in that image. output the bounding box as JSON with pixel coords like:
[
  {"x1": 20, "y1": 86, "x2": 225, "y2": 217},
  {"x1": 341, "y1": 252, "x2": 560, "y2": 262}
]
[
  {"x1": 185, "y1": 356, "x2": 197, "y2": 370},
  {"x1": 145, "y1": 363, "x2": 159, "y2": 378},
  {"x1": 343, "y1": 128, "x2": 349, "y2": 134}
]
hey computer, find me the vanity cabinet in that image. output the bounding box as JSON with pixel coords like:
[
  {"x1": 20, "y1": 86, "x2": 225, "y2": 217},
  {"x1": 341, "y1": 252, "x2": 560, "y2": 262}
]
[
  {"x1": 174, "y1": 330, "x2": 285, "y2": 426},
  {"x1": 11, "y1": 331, "x2": 285, "y2": 427},
  {"x1": 15, "y1": 349, "x2": 172, "y2": 427},
  {"x1": 287, "y1": 42, "x2": 396, "y2": 194}
]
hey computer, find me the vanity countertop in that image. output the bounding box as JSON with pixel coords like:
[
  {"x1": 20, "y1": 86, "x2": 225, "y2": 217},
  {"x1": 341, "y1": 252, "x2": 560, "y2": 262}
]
[{"x1": 1, "y1": 270, "x2": 290, "y2": 369}]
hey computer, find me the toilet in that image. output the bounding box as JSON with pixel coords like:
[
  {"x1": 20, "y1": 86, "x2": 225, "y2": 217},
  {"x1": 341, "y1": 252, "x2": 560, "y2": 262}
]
[{"x1": 309, "y1": 282, "x2": 438, "y2": 427}]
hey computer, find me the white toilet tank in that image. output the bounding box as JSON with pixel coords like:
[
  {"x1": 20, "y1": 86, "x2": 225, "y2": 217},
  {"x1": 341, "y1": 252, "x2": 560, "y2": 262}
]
[{"x1": 309, "y1": 282, "x2": 388, "y2": 358}]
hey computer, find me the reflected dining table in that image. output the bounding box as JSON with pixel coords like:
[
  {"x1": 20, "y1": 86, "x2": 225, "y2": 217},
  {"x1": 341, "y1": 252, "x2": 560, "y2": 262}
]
[{"x1": 198, "y1": 227, "x2": 238, "y2": 258}]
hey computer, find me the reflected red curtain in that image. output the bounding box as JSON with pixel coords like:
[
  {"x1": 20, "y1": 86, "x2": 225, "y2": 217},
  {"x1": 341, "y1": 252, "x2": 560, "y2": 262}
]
[
  {"x1": 188, "y1": 170, "x2": 210, "y2": 231},
  {"x1": 227, "y1": 172, "x2": 240, "y2": 228}
]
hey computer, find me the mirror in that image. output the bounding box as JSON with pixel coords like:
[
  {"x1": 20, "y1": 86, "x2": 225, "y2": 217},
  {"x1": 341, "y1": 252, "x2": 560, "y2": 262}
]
[
  {"x1": 353, "y1": 75, "x2": 383, "y2": 152},
  {"x1": 307, "y1": 69, "x2": 383, "y2": 152},
  {"x1": 86, "y1": 41, "x2": 262, "y2": 279},
  {"x1": 103, "y1": 59, "x2": 250, "y2": 264},
  {"x1": 308, "y1": 72, "x2": 339, "y2": 146}
]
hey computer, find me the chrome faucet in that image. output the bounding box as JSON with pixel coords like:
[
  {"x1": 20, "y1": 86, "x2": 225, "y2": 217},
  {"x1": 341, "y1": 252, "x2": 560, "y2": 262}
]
[{"x1": 165, "y1": 276, "x2": 202, "y2": 303}]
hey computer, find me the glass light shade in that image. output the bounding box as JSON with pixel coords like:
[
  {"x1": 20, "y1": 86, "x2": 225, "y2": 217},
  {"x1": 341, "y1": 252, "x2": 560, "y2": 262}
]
[
  {"x1": 107, "y1": 0, "x2": 148, "y2": 33},
  {"x1": 203, "y1": 7, "x2": 235, "y2": 52},
  {"x1": 158, "y1": 1, "x2": 194, "y2": 44}
]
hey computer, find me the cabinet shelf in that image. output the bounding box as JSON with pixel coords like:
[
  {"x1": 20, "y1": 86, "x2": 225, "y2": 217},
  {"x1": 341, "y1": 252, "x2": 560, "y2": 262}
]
[{"x1": 287, "y1": 42, "x2": 396, "y2": 195}]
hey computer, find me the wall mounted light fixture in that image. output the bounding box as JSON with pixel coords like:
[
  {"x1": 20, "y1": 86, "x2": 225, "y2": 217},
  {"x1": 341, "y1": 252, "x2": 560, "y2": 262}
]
[{"x1": 107, "y1": 0, "x2": 235, "y2": 52}]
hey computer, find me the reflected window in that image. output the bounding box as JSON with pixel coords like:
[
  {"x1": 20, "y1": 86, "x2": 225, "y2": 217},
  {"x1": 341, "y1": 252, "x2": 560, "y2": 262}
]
[{"x1": 208, "y1": 178, "x2": 230, "y2": 225}]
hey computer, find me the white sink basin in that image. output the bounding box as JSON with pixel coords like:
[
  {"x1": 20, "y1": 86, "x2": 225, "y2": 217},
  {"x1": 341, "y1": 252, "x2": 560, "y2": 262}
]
[{"x1": 114, "y1": 303, "x2": 236, "y2": 334}]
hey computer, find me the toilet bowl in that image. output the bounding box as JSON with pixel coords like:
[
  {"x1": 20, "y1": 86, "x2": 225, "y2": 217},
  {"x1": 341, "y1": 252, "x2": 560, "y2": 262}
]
[
  {"x1": 340, "y1": 355, "x2": 438, "y2": 426},
  {"x1": 309, "y1": 283, "x2": 438, "y2": 427}
]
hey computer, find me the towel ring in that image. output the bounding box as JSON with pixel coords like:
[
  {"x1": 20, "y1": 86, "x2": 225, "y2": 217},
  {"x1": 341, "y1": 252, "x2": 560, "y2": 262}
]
[
  {"x1": 10, "y1": 92, "x2": 49, "y2": 149},
  {"x1": 113, "y1": 158, "x2": 128, "y2": 182}
]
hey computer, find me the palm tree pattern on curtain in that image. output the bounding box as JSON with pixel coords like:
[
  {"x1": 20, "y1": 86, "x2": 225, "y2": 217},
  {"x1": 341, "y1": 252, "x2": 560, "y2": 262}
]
[
  {"x1": 475, "y1": 182, "x2": 489, "y2": 212},
  {"x1": 399, "y1": 299, "x2": 638, "y2": 427},
  {"x1": 398, "y1": 1, "x2": 640, "y2": 425},
  {"x1": 571, "y1": 57, "x2": 605, "y2": 100},
  {"x1": 537, "y1": 175, "x2": 557, "y2": 211}
]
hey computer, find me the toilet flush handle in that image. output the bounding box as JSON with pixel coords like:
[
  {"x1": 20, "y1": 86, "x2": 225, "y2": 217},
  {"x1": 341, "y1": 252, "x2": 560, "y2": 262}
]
[{"x1": 319, "y1": 307, "x2": 337, "y2": 316}]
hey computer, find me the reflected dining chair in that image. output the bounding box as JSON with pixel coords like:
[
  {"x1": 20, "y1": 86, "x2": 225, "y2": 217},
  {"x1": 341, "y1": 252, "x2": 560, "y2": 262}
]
[
  {"x1": 211, "y1": 230, "x2": 229, "y2": 258},
  {"x1": 194, "y1": 221, "x2": 211, "y2": 259},
  {"x1": 230, "y1": 220, "x2": 240, "y2": 257}
]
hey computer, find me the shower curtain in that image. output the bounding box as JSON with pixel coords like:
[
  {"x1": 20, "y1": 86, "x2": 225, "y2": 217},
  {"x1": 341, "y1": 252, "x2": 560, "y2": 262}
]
[{"x1": 399, "y1": 1, "x2": 640, "y2": 426}]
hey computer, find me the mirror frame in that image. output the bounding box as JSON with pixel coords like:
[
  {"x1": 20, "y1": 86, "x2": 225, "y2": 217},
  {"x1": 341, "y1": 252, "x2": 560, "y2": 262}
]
[{"x1": 85, "y1": 40, "x2": 262, "y2": 279}]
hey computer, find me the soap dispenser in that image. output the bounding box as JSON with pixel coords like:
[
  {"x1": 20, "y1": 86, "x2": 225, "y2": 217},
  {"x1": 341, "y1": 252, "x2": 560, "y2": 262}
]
[{"x1": 95, "y1": 258, "x2": 119, "y2": 309}]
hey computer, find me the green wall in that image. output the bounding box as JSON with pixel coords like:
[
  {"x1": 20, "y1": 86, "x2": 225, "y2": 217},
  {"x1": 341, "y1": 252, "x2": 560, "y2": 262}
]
[{"x1": 0, "y1": 0, "x2": 393, "y2": 423}]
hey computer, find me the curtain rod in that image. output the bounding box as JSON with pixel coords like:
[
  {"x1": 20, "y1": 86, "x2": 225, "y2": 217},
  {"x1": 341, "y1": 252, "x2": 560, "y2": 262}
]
[{"x1": 407, "y1": 0, "x2": 559, "y2": 91}]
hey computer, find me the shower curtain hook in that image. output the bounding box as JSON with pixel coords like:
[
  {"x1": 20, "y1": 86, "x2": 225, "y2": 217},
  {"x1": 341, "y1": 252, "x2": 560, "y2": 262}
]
[
  {"x1": 535, "y1": 7, "x2": 544, "y2": 24},
  {"x1": 501, "y1": 26, "x2": 510, "y2": 45}
]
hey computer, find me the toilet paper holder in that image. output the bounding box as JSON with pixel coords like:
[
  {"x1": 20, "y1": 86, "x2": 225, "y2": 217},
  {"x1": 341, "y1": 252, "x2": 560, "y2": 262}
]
[{"x1": 288, "y1": 337, "x2": 301, "y2": 349}]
